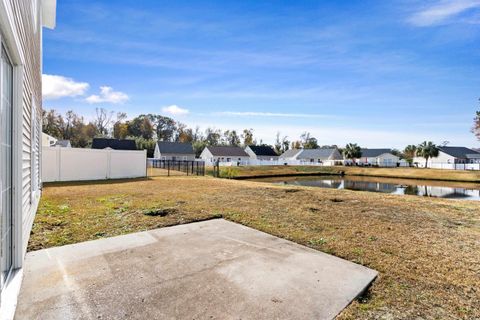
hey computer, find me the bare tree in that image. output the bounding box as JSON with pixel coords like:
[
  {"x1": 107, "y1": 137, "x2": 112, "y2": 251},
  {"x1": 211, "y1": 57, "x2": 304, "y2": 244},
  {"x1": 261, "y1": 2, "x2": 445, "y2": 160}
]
[{"x1": 94, "y1": 108, "x2": 114, "y2": 136}]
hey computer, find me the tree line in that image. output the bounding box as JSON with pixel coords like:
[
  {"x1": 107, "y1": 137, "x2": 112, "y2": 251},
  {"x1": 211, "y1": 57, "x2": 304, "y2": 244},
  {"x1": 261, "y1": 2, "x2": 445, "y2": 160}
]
[
  {"x1": 43, "y1": 108, "x2": 277, "y2": 157},
  {"x1": 43, "y1": 107, "x2": 480, "y2": 160}
]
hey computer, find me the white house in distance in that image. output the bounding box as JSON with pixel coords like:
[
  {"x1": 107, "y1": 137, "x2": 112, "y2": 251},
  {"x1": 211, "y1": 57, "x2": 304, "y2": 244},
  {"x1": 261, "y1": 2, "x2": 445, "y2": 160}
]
[
  {"x1": 200, "y1": 146, "x2": 250, "y2": 165},
  {"x1": 413, "y1": 146, "x2": 480, "y2": 168},
  {"x1": 154, "y1": 141, "x2": 195, "y2": 160},
  {"x1": 355, "y1": 149, "x2": 400, "y2": 167},
  {"x1": 0, "y1": 0, "x2": 56, "y2": 318},
  {"x1": 279, "y1": 148, "x2": 343, "y2": 166},
  {"x1": 42, "y1": 133, "x2": 71, "y2": 148},
  {"x1": 244, "y1": 145, "x2": 279, "y2": 160},
  {"x1": 42, "y1": 132, "x2": 57, "y2": 146}
]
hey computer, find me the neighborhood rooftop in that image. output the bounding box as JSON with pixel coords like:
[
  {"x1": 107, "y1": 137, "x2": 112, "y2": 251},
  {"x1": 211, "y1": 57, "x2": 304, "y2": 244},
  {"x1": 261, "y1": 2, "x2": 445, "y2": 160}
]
[
  {"x1": 298, "y1": 148, "x2": 343, "y2": 160},
  {"x1": 438, "y1": 146, "x2": 480, "y2": 159},
  {"x1": 279, "y1": 149, "x2": 302, "y2": 159},
  {"x1": 156, "y1": 141, "x2": 194, "y2": 154},
  {"x1": 206, "y1": 146, "x2": 250, "y2": 157},
  {"x1": 247, "y1": 145, "x2": 278, "y2": 156},
  {"x1": 360, "y1": 148, "x2": 394, "y2": 158},
  {"x1": 54, "y1": 140, "x2": 71, "y2": 147},
  {"x1": 91, "y1": 138, "x2": 137, "y2": 150}
]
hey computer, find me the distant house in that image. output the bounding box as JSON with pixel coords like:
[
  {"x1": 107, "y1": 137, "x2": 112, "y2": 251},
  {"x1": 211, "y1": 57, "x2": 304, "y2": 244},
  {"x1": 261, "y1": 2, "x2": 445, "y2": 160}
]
[
  {"x1": 154, "y1": 141, "x2": 195, "y2": 160},
  {"x1": 245, "y1": 145, "x2": 279, "y2": 160},
  {"x1": 279, "y1": 149, "x2": 302, "y2": 160},
  {"x1": 53, "y1": 140, "x2": 72, "y2": 148},
  {"x1": 92, "y1": 138, "x2": 137, "y2": 151},
  {"x1": 200, "y1": 146, "x2": 250, "y2": 164},
  {"x1": 42, "y1": 132, "x2": 58, "y2": 147},
  {"x1": 279, "y1": 148, "x2": 343, "y2": 165},
  {"x1": 356, "y1": 149, "x2": 400, "y2": 167},
  {"x1": 42, "y1": 133, "x2": 71, "y2": 148},
  {"x1": 413, "y1": 146, "x2": 480, "y2": 167}
]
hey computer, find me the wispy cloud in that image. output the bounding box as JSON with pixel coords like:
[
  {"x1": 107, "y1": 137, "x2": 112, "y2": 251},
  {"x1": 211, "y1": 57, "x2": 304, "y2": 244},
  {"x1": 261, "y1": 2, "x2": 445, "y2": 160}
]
[
  {"x1": 86, "y1": 86, "x2": 129, "y2": 104},
  {"x1": 42, "y1": 74, "x2": 89, "y2": 100},
  {"x1": 162, "y1": 105, "x2": 189, "y2": 116},
  {"x1": 408, "y1": 0, "x2": 480, "y2": 26},
  {"x1": 214, "y1": 111, "x2": 335, "y2": 119}
]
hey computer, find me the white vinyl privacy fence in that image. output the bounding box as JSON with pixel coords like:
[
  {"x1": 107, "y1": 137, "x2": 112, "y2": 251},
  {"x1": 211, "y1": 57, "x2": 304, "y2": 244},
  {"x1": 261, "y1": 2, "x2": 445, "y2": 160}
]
[
  {"x1": 42, "y1": 147, "x2": 147, "y2": 182},
  {"x1": 416, "y1": 162, "x2": 480, "y2": 170}
]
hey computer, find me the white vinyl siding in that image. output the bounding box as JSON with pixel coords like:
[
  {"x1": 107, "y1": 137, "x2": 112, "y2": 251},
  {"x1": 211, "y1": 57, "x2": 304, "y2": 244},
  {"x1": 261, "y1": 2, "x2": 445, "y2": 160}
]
[{"x1": 6, "y1": 0, "x2": 42, "y2": 257}]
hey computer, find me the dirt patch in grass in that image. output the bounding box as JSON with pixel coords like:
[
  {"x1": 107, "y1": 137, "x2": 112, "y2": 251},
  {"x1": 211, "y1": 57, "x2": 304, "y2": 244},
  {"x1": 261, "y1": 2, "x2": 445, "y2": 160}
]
[
  {"x1": 31, "y1": 176, "x2": 480, "y2": 319},
  {"x1": 142, "y1": 207, "x2": 178, "y2": 216}
]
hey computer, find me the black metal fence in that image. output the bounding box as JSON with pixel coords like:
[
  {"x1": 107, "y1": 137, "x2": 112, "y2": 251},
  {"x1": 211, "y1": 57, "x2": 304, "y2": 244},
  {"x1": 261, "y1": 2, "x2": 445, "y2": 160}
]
[{"x1": 149, "y1": 159, "x2": 205, "y2": 176}]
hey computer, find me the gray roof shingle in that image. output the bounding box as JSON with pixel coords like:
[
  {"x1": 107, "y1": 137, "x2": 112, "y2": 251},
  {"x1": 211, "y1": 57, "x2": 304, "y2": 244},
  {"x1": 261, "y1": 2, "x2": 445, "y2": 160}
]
[
  {"x1": 360, "y1": 149, "x2": 394, "y2": 158},
  {"x1": 297, "y1": 148, "x2": 343, "y2": 160},
  {"x1": 54, "y1": 140, "x2": 71, "y2": 147},
  {"x1": 92, "y1": 138, "x2": 137, "y2": 150},
  {"x1": 247, "y1": 145, "x2": 278, "y2": 156},
  {"x1": 157, "y1": 141, "x2": 194, "y2": 154},
  {"x1": 279, "y1": 149, "x2": 302, "y2": 159},
  {"x1": 279, "y1": 148, "x2": 342, "y2": 160},
  {"x1": 206, "y1": 146, "x2": 249, "y2": 157},
  {"x1": 438, "y1": 146, "x2": 480, "y2": 159}
]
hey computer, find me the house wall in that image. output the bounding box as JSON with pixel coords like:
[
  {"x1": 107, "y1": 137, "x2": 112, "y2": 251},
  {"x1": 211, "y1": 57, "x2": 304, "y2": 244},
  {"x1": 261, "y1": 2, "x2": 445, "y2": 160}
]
[
  {"x1": 357, "y1": 154, "x2": 400, "y2": 167},
  {"x1": 42, "y1": 147, "x2": 147, "y2": 182},
  {"x1": 200, "y1": 148, "x2": 250, "y2": 165},
  {"x1": 256, "y1": 155, "x2": 279, "y2": 160},
  {"x1": 153, "y1": 144, "x2": 195, "y2": 160},
  {"x1": 199, "y1": 148, "x2": 213, "y2": 162},
  {"x1": 244, "y1": 146, "x2": 257, "y2": 159},
  {"x1": 0, "y1": 0, "x2": 48, "y2": 317},
  {"x1": 413, "y1": 151, "x2": 454, "y2": 168},
  {"x1": 156, "y1": 153, "x2": 195, "y2": 161},
  {"x1": 41, "y1": 132, "x2": 57, "y2": 147},
  {"x1": 5, "y1": 0, "x2": 43, "y2": 258}
]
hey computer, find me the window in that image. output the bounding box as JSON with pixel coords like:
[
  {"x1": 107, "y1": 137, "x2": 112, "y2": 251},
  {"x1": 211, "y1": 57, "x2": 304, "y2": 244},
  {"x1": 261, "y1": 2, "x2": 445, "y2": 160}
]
[{"x1": 1, "y1": 45, "x2": 14, "y2": 288}]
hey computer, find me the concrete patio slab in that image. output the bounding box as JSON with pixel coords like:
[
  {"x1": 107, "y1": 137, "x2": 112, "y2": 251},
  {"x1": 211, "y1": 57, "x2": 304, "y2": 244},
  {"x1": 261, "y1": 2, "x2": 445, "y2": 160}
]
[{"x1": 15, "y1": 219, "x2": 377, "y2": 320}]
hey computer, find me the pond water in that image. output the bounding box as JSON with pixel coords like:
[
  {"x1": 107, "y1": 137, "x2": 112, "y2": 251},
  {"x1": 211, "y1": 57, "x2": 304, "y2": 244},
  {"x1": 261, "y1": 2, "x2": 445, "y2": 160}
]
[{"x1": 249, "y1": 175, "x2": 480, "y2": 201}]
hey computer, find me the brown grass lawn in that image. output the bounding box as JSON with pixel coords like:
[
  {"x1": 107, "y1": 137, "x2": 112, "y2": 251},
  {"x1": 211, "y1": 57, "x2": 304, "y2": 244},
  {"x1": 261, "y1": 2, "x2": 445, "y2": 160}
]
[
  {"x1": 31, "y1": 176, "x2": 480, "y2": 319},
  {"x1": 216, "y1": 165, "x2": 480, "y2": 182}
]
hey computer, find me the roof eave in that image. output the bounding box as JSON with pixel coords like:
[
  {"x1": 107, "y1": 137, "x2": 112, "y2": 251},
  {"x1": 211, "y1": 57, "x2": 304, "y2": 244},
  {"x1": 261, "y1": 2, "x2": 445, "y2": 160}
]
[{"x1": 42, "y1": 0, "x2": 57, "y2": 29}]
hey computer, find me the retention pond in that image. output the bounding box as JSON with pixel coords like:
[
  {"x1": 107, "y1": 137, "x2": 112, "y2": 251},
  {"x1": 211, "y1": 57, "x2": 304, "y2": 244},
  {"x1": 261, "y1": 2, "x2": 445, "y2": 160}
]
[{"x1": 249, "y1": 175, "x2": 480, "y2": 201}]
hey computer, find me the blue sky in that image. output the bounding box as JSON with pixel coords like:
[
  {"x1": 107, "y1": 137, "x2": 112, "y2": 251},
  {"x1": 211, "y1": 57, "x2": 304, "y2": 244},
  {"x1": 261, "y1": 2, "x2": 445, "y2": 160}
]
[{"x1": 42, "y1": 0, "x2": 480, "y2": 148}]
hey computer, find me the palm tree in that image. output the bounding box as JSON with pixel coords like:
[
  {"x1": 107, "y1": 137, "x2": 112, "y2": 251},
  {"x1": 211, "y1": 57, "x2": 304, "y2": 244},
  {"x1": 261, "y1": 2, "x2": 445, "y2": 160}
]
[
  {"x1": 403, "y1": 145, "x2": 417, "y2": 165},
  {"x1": 416, "y1": 141, "x2": 439, "y2": 168},
  {"x1": 343, "y1": 143, "x2": 362, "y2": 164}
]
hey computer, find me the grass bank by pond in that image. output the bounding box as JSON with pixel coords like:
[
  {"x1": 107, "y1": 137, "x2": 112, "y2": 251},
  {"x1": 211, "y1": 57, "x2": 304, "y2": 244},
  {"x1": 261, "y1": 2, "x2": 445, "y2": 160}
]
[
  {"x1": 215, "y1": 165, "x2": 480, "y2": 182},
  {"x1": 32, "y1": 176, "x2": 479, "y2": 319}
]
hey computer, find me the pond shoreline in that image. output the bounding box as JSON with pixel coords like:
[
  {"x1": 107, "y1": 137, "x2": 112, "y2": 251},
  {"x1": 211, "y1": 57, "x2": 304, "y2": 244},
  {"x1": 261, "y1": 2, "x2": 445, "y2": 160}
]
[
  {"x1": 227, "y1": 166, "x2": 480, "y2": 183},
  {"x1": 246, "y1": 174, "x2": 480, "y2": 201}
]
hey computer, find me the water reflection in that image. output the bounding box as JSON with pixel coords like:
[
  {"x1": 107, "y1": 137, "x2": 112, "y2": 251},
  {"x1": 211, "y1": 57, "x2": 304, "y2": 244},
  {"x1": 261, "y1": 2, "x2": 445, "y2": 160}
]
[{"x1": 269, "y1": 176, "x2": 480, "y2": 201}]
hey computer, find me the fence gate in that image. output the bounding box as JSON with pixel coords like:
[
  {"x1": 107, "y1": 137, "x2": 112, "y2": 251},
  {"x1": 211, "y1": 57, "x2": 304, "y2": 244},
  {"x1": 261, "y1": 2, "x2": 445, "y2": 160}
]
[{"x1": 148, "y1": 159, "x2": 206, "y2": 176}]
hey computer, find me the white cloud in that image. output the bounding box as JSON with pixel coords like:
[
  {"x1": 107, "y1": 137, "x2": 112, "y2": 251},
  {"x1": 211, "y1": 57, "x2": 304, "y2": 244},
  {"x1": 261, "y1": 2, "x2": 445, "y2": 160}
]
[
  {"x1": 162, "y1": 105, "x2": 189, "y2": 116},
  {"x1": 42, "y1": 74, "x2": 89, "y2": 100},
  {"x1": 215, "y1": 111, "x2": 334, "y2": 119},
  {"x1": 408, "y1": 0, "x2": 480, "y2": 26},
  {"x1": 86, "y1": 86, "x2": 129, "y2": 104}
]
